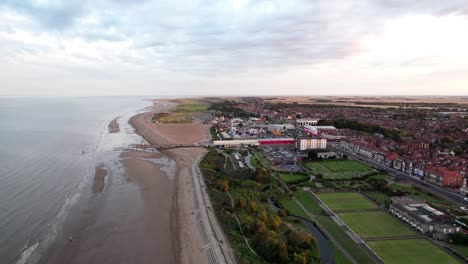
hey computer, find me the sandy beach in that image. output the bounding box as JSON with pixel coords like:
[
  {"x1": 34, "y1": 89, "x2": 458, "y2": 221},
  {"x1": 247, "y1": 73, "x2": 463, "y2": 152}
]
[{"x1": 129, "y1": 104, "x2": 212, "y2": 264}]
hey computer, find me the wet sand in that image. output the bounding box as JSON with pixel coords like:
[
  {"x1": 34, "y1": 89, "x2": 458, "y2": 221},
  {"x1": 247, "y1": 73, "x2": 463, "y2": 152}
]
[
  {"x1": 129, "y1": 105, "x2": 211, "y2": 264},
  {"x1": 44, "y1": 101, "x2": 210, "y2": 264},
  {"x1": 92, "y1": 166, "x2": 107, "y2": 193},
  {"x1": 108, "y1": 117, "x2": 120, "y2": 133}
]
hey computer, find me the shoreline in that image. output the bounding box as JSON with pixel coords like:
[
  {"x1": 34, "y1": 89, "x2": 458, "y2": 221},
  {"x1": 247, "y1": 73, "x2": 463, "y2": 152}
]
[
  {"x1": 129, "y1": 101, "x2": 213, "y2": 264},
  {"x1": 129, "y1": 99, "x2": 237, "y2": 264}
]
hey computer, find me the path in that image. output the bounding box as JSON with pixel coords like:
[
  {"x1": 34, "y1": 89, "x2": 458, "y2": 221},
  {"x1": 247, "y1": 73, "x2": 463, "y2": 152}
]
[
  {"x1": 192, "y1": 154, "x2": 236, "y2": 264},
  {"x1": 293, "y1": 197, "x2": 357, "y2": 264},
  {"x1": 305, "y1": 189, "x2": 384, "y2": 264}
]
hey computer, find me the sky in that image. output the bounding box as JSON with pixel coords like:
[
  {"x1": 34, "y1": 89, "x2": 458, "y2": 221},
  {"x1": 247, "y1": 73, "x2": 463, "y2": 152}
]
[{"x1": 1, "y1": 0, "x2": 468, "y2": 97}]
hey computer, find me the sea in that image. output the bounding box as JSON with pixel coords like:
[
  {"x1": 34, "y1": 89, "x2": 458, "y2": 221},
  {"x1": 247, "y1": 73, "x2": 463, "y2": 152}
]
[{"x1": 0, "y1": 97, "x2": 156, "y2": 264}]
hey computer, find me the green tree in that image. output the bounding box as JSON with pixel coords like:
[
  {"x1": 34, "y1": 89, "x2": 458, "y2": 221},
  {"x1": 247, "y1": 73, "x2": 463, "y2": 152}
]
[{"x1": 307, "y1": 149, "x2": 318, "y2": 161}]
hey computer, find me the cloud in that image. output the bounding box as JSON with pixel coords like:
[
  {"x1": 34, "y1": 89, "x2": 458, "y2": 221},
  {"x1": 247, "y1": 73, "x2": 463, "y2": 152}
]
[{"x1": 0, "y1": 0, "x2": 468, "y2": 95}]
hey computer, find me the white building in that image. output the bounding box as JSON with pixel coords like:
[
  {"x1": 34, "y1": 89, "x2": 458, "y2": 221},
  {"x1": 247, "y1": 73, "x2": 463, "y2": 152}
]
[
  {"x1": 296, "y1": 119, "x2": 319, "y2": 126},
  {"x1": 295, "y1": 138, "x2": 327, "y2": 150}
]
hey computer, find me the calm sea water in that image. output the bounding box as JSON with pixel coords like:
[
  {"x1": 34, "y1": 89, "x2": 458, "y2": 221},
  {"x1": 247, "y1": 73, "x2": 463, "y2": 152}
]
[{"x1": 0, "y1": 97, "x2": 151, "y2": 264}]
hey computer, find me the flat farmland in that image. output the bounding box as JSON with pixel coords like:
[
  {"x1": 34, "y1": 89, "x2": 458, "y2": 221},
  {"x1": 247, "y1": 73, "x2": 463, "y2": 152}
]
[
  {"x1": 306, "y1": 160, "x2": 372, "y2": 179},
  {"x1": 317, "y1": 192, "x2": 377, "y2": 211},
  {"x1": 367, "y1": 239, "x2": 460, "y2": 264},
  {"x1": 337, "y1": 211, "x2": 416, "y2": 238}
]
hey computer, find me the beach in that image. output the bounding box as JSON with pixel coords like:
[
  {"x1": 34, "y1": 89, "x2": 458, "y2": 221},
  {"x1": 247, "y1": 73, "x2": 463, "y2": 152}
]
[
  {"x1": 129, "y1": 104, "x2": 212, "y2": 264},
  {"x1": 43, "y1": 100, "x2": 218, "y2": 264}
]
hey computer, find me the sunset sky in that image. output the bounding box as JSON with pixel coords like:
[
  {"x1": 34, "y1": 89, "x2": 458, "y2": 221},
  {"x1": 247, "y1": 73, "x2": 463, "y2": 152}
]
[{"x1": 1, "y1": 0, "x2": 468, "y2": 96}]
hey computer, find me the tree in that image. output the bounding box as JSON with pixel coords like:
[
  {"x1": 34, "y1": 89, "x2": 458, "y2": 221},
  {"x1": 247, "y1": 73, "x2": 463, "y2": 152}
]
[
  {"x1": 253, "y1": 219, "x2": 267, "y2": 234},
  {"x1": 258, "y1": 210, "x2": 267, "y2": 222},
  {"x1": 218, "y1": 180, "x2": 229, "y2": 192},
  {"x1": 255, "y1": 169, "x2": 272, "y2": 184},
  {"x1": 269, "y1": 215, "x2": 281, "y2": 229},
  {"x1": 279, "y1": 242, "x2": 288, "y2": 261},
  {"x1": 237, "y1": 197, "x2": 245, "y2": 209},
  {"x1": 277, "y1": 209, "x2": 287, "y2": 217},
  {"x1": 307, "y1": 150, "x2": 318, "y2": 161},
  {"x1": 249, "y1": 201, "x2": 257, "y2": 214}
]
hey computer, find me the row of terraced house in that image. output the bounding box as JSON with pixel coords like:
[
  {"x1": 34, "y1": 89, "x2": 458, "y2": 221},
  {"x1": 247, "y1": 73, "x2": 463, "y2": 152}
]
[{"x1": 340, "y1": 140, "x2": 468, "y2": 193}]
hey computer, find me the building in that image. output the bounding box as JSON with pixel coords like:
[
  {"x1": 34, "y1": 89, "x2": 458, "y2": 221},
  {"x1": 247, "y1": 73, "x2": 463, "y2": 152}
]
[
  {"x1": 295, "y1": 138, "x2": 327, "y2": 150},
  {"x1": 296, "y1": 119, "x2": 319, "y2": 126},
  {"x1": 213, "y1": 139, "x2": 259, "y2": 147},
  {"x1": 317, "y1": 151, "x2": 337, "y2": 159},
  {"x1": 258, "y1": 138, "x2": 295, "y2": 145},
  {"x1": 389, "y1": 196, "x2": 459, "y2": 240},
  {"x1": 425, "y1": 167, "x2": 463, "y2": 188}
]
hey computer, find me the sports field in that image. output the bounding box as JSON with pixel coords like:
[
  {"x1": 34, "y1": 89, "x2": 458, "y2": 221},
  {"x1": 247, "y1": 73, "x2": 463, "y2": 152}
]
[
  {"x1": 279, "y1": 173, "x2": 309, "y2": 184},
  {"x1": 317, "y1": 192, "x2": 377, "y2": 211},
  {"x1": 337, "y1": 211, "x2": 416, "y2": 238},
  {"x1": 306, "y1": 160, "x2": 372, "y2": 179},
  {"x1": 367, "y1": 239, "x2": 460, "y2": 264}
]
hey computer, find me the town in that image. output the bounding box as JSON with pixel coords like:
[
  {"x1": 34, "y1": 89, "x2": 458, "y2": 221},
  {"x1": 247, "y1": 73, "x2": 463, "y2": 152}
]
[{"x1": 193, "y1": 97, "x2": 468, "y2": 264}]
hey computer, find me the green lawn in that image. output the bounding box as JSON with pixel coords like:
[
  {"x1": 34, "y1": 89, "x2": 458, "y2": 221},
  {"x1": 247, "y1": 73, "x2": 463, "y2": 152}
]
[
  {"x1": 278, "y1": 196, "x2": 311, "y2": 220},
  {"x1": 338, "y1": 211, "x2": 416, "y2": 238},
  {"x1": 293, "y1": 190, "x2": 323, "y2": 215},
  {"x1": 449, "y1": 244, "x2": 468, "y2": 258},
  {"x1": 331, "y1": 244, "x2": 353, "y2": 264},
  {"x1": 315, "y1": 215, "x2": 375, "y2": 264},
  {"x1": 250, "y1": 156, "x2": 259, "y2": 168},
  {"x1": 368, "y1": 239, "x2": 460, "y2": 264},
  {"x1": 279, "y1": 173, "x2": 309, "y2": 184},
  {"x1": 175, "y1": 102, "x2": 211, "y2": 112},
  {"x1": 365, "y1": 191, "x2": 391, "y2": 206},
  {"x1": 306, "y1": 160, "x2": 372, "y2": 179},
  {"x1": 317, "y1": 192, "x2": 378, "y2": 211},
  {"x1": 369, "y1": 173, "x2": 392, "y2": 180}
]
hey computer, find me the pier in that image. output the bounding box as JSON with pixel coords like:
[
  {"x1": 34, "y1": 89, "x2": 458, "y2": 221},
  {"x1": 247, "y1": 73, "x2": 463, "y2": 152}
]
[{"x1": 133, "y1": 143, "x2": 212, "y2": 151}]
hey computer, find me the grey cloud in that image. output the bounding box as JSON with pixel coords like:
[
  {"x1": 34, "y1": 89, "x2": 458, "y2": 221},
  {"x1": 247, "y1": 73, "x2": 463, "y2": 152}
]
[{"x1": 2, "y1": 0, "x2": 468, "y2": 73}]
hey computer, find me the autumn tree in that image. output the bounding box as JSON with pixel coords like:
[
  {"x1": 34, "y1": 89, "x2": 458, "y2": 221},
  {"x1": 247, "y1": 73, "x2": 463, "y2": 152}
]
[{"x1": 255, "y1": 169, "x2": 271, "y2": 184}]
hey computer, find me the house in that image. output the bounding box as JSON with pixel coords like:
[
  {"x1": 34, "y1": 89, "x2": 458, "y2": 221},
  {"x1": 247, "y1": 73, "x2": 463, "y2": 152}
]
[
  {"x1": 385, "y1": 153, "x2": 398, "y2": 167},
  {"x1": 389, "y1": 196, "x2": 459, "y2": 240},
  {"x1": 425, "y1": 167, "x2": 463, "y2": 188},
  {"x1": 413, "y1": 162, "x2": 426, "y2": 180}
]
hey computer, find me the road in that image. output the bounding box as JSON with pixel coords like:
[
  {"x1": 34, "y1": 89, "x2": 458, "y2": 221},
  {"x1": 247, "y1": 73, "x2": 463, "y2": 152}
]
[
  {"x1": 192, "y1": 153, "x2": 236, "y2": 264},
  {"x1": 331, "y1": 145, "x2": 466, "y2": 206}
]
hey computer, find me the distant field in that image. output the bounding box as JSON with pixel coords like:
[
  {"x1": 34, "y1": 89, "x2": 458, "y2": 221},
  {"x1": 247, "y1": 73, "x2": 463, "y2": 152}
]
[
  {"x1": 367, "y1": 239, "x2": 460, "y2": 264},
  {"x1": 278, "y1": 173, "x2": 309, "y2": 184},
  {"x1": 157, "y1": 101, "x2": 210, "y2": 123},
  {"x1": 306, "y1": 160, "x2": 372, "y2": 179},
  {"x1": 338, "y1": 211, "x2": 416, "y2": 238},
  {"x1": 317, "y1": 192, "x2": 377, "y2": 211}
]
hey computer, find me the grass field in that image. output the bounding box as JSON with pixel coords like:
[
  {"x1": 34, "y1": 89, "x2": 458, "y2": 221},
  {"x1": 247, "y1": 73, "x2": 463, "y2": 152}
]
[
  {"x1": 367, "y1": 239, "x2": 460, "y2": 264},
  {"x1": 365, "y1": 191, "x2": 391, "y2": 206},
  {"x1": 449, "y1": 244, "x2": 468, "y2": 258},
  {"x1": 157, "y1": 101, "x2": 210, "y2": 123},
  {"x1": 315, "y1": 215, "x2": 375, "y2": 264},
  {"x1": 306, "y1": 160, "x2": 372, "y2": 179},
  {"x1": 279, "y1": 173, "x2": 309, "y2": 184},
  {"x1": 338, "y1": 211, "x2": 416, "y2": 238},
  {"x1": 278, "y1": 196, "x2": 311, "y2": 220},
  {"x1": 293, "y1": 190, "x2": 323, "y2": 215},
  {"x1": 317, "y1": 192, "x2": 378, "y2": 211}
]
